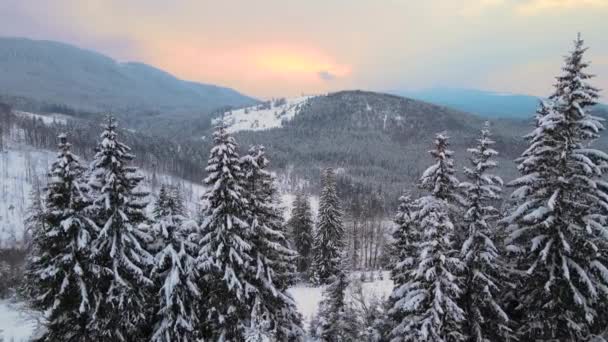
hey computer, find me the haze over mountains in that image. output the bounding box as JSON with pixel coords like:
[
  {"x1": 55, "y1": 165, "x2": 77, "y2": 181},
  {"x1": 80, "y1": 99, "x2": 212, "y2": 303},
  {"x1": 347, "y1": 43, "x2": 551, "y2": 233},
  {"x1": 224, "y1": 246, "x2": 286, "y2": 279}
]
[
  {"x1": 0, "y1": 37, "x2": 256, "y2": 116},
  {"x1": 398, "y1": 87, "x2": 608, "y2": 119}
]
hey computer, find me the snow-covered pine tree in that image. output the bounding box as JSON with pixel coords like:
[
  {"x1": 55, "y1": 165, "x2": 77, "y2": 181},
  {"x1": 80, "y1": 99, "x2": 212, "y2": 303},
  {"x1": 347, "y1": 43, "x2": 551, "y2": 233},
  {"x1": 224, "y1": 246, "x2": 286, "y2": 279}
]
[
  {"x1": 23, "y1": 183, "x2": 45, "y2": 249},
  {"x1": 87, "y1": 116, "x2": 154, "y2": 341},
  {"x1": 241, "y1": 145, "x2": 304, "y2": 341},
  {"x1": 311, "y1": 260, "x2": 360, "y2": 341},
  {"x1": 503, "y1": 34, "x2": 608, "y2": 341},
  {"x1": 23, "y1": 133, "x2": 95, "y2": 341},
  {"x1": 388, "y1": 132, "x2": 466, "y2": 342},
  {"x1": 311, "y1": 168, "x2": 345, "y2": 285},
  {"x1": 287, "y1": 193, "x2": 315, "y2": 276},
  {"x1": 150, "y1": 185, "x2": 200, "y2": 342},
  {"x1": 196, "y1": 122, "x2": 256, "y2": 341},
  {"x1": 459, "y1": 123, "x2": 513, "y2": 341},
  {"x1": 152, "y1": 184, "x2": 187, "y2": 225},
  {"x1": 385, "y1": 193, "x2": 418, "y2": 341}
]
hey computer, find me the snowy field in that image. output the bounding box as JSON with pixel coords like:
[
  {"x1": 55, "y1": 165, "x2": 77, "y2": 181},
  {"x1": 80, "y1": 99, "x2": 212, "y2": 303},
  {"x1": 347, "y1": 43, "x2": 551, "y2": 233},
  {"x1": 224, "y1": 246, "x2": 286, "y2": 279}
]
[
  {"x1": 220, "y1": 96, "x2": 317, "y2": 133},
  {"x1": 289, "y1": 271, "x2": 392, "y2": 327}
]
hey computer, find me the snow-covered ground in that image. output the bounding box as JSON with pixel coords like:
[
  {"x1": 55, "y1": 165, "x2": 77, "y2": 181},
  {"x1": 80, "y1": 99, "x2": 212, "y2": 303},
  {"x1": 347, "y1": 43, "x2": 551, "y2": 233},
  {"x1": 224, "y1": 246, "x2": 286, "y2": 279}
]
[
  {"x1": 0, "y1": 145, "x2": 56, "y2": 248},
  {"x1": 220, "y1": 96, "x2": 318, "y2": 133},
  {"x1": 289, "y1": 271, "x2": 392, "y2": 327},
  {"x1": 0, "y1": 300, "x2": 39, "y2": 341}
]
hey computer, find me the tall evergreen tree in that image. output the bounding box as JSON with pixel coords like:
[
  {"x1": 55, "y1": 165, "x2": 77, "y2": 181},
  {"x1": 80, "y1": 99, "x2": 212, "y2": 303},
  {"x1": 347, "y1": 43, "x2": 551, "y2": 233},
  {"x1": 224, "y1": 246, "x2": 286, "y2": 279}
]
[
  {"x1": 24, "y1": 133, "x2": 95, "y2": 341},
  {"x1": 388, "y1": 132, "x2": 466, "y2": 342},
  {"x1": 311, "y1": 261, "x2": 360, "y2": 341},
  {"x1": 287, "y1": 193, "x2": 315, "y2": 275},
  {"x1": 503, "y1": 34, "x2": 608, "y2": 341},
  {"x1": 150, "y1": 185, "x2": 200, "y2": 342},
  {"x1": 87, "y1": 116, "x2": 154, "y2": 341},
  {"x1": 196, "y1": 123, "x2": 256, "y2": 341},
  {"x1": 241, "y1": 145, "x2": 304, "y2": 341},
  {"x1": 459, "y1": 123, "x2": 512, "y2": 341},
  {"x1": 153, "y1": 184, "x2": 186, "y2": 219},
  {"x1": 385, "y1": 193, "x2": 418, "y2": 341},
  {"x1": 311, "y1": 168, "x2": 345, "y2": 285}
]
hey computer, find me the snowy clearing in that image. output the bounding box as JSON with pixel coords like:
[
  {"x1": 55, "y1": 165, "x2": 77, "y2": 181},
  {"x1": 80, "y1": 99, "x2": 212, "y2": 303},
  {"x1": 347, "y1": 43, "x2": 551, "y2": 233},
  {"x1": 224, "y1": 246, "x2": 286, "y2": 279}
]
[
  {"x1": 289, "y1": 271, "x2": 392, "y2": 328},
  {"x1": 220, "y1": 96, "x2": 317, "y2": 133}
]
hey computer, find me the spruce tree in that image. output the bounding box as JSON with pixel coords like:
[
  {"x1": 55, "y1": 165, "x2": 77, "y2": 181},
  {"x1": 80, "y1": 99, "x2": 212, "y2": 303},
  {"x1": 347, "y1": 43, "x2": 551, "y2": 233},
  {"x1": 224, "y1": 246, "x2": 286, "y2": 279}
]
[
  {"x1": 311, "y1": 168, "x2": 345, "y2": 285},
  {"x1": 153, "y1": 184, "x2": 186, "y2": 219},
  {"x1": 503, "y1": 34, "x2": 608, "y2": 341},
  {"x1": 196, "y1": 123, "x2": 255, "y2": 341},
  {"x1": 388, "y1": 132, "x2": 466, "y2": 342},
  {"x1": 241, "y1": 145, "x2": 304, "y2": 341},
  {"x1": 459, "y1": 123, "x2": 512, "y2": 341},
  {"x1": 310, "y1": 262, "x2": 360, "y2": 341},
  {"x1": 87, "y1": 116, "x2": 154, "y2": 341},
  {"x1": 24, "y1": 133, "x2": 95, "y2": 341},
  {"x1": 287, "y1": 193, "x2": 315, "y2": 276},
  {"x1": 385, "y1": 193, "x2": 418, "y2": 341},
  {"x1": 150, "y1": 185, "x2": 200, "y2": 342}
]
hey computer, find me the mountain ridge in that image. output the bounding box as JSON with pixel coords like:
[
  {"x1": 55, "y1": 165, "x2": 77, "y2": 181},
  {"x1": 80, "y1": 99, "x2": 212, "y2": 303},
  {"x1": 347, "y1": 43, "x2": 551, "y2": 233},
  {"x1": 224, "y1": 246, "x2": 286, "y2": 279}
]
[{"x1": 0, "y1": 36, "x2": 257, "y2": 116}]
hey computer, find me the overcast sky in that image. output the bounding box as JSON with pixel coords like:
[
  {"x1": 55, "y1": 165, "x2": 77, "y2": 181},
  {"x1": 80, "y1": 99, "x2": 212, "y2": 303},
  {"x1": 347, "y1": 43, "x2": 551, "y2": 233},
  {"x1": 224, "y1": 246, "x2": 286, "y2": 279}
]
[{"x1": 1, "y1": 0, "x2": 607, "y2": 98}]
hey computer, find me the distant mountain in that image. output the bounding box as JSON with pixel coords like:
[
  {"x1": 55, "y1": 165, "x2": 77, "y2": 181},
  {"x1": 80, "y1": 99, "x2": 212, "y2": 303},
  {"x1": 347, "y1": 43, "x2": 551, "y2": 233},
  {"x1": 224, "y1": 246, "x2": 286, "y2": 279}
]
[
  {"x1": 395, "y1": 87, "x2": 607, "y2": 119},
  {"x1": 0, "y1": 37, "x2": 256, "y2": 116},
  {"x1": 226, "y1": 90, "x2": 532, "y2": 202}
]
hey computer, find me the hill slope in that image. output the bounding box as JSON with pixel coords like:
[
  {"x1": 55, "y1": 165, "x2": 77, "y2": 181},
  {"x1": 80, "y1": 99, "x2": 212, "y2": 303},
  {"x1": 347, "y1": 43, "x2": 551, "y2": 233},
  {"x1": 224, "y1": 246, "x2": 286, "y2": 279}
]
[
  {"x1": 0, "y1": 37, "x2": 256, "y2": 116},
  {"x1": 226, "y1": 90, "x2": 531, "y2": 202}
]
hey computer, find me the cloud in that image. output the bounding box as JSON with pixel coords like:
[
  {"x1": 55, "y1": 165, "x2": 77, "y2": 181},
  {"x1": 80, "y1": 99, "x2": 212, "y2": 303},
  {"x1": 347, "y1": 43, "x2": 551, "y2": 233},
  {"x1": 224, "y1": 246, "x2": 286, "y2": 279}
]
[
  {"x1": 318, "y1": 70, "x2": 337, "y2": 81},
  {"x1": 458, "y1": 0, "x2": 608, "y2": 16},
  {"x1": 515, "y1": 0, "x2": 608, "y2": 15}
]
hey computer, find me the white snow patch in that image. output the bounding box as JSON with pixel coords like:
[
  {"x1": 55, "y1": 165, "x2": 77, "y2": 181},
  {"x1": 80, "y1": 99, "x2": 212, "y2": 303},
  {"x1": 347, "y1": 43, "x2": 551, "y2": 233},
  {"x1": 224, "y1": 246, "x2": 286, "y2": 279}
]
[
  {"x1": 280, "y1": 193, "x2": 319, "y2": 221},
  {"x1": 220, "y1": 96, "x2": 317, "y2": 133},
  {"x1": 0, "y1": 300, "x2": 39, "y2": 341},
  {"x1": 289, "y1": 271, "x2": 393, "y2": 328}
]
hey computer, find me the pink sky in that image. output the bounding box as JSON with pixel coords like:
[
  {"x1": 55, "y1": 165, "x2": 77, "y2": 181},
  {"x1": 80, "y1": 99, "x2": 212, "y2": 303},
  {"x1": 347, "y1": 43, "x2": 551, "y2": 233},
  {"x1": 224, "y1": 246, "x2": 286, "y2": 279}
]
[{"x1": 1, "y1": 0, "x2": 607, "y2": 98}]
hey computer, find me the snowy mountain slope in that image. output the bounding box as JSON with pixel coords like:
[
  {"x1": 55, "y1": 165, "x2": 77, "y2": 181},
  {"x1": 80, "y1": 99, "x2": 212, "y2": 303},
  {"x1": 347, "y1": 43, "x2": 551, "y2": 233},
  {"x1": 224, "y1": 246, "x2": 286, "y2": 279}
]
[{"x1": 220, "y1": 95, "x2": 318, "y2": 133}]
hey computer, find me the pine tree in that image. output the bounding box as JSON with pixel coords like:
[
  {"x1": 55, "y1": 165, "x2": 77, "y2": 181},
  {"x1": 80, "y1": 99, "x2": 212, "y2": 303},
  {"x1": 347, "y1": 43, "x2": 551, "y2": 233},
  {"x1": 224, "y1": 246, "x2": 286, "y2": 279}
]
[
  {"x1": 23, "y1": 133, "x2": 95, "y2": 341},
  {"x1": 150, "y1": 186, "x2": 200, "y2": 342},
  {"x1": 311, "y1": 262, "x2": 360, "y2": 341},
  {"x1": 23, "y1": 183, "x2": 45, "y2": 250},
  {"x1": 311, "y1": 168, "x2": 345, "y2": 285},
  {"x1": 388, "y1": 132, "x2": 466, "y2": 342},
  {"x1": 503, "y1": 34, "x2": 608, "y2": 341},
  {"x1": 241, "y1": 145, "x2": 304, "y2": 341},
  {"x1": 196, "y1": 123, "x2": 256, "y2": 341},
  {"x1": 459, "y1": 123, "x2": 512, "y2": 341},
  {"x1": 385, "y1": 193, "x2": 418, "y2": 341},
  {"x1": 287, "y1": 193, "x2": 315, "y2": 276},
  {"x1": 153, "y1": 184, "x2": 186, "y2": 220},
  {"x1": 87, "y1": 116, "x2": 154, "y2": 341}
]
